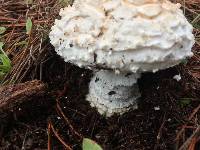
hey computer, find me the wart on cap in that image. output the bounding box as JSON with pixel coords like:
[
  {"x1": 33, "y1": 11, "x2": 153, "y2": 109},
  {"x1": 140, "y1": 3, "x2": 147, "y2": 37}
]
[{"x1": 50, "y1": 0, "x2": 195, "y2": 117}]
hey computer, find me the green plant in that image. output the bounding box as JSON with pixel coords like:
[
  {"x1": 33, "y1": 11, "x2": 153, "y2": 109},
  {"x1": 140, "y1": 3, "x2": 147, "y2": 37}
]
[
  {"x1": 179, "y1": 98, "x2": 192, "y2": 108},
  {"x1": 0, "y1": 42, "x2": 11, "y2": 81},
  {"x1": 59, "y1": 0, "x2": 73, "y2": 6},
  {"x1": 0, "y1": 27, "x2": 6, "y2": 34},
  {"x1": 82, "y1": 138, "x2": 103, "y2": 150},
  {"x1": 24, "y1": 0, "x2": 33, "y2": 5},
  {"x1": 26, "y1": 17, "x2": 33, "y2": 35}
]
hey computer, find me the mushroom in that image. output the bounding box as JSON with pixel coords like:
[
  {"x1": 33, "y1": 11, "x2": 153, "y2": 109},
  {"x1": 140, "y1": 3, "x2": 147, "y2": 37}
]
[{"x1": 49, "y1": 0, "x2": 195, "y2": 117}]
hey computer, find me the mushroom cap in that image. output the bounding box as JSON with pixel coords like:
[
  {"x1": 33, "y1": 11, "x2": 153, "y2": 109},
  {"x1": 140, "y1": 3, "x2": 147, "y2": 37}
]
[{"x1": 49, "y1": 0, "x2": 195, "y2": 73}]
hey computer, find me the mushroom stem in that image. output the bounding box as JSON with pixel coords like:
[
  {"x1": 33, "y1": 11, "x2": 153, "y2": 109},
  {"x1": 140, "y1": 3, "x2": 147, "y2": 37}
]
[{"x1": 87, "y1": 70, "x2": 141, "y2": 117}]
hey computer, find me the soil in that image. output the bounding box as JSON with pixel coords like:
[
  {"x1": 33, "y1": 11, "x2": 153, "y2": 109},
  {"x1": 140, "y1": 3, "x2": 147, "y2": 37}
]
[
  {"x1": 0, "y1": 0, "x2": 200, "y2": 149},
  {"x1": 1, "y1": 46, "x2": 200, "y2": 149}
]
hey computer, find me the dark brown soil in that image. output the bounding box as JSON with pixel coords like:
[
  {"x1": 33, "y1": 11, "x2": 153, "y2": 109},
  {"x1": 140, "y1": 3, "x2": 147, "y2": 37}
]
[
  {"x1": 1, "y1": 45, "x2": 200, "y2": 149},
  {"x1": 0, "y1": 0, "x2": 200, "y2": 149}
]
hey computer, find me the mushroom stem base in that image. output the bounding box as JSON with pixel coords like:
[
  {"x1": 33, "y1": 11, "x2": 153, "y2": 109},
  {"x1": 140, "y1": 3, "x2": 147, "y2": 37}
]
[{"x1": 87, "y1": 70, "x2": 141, "y2": 117}]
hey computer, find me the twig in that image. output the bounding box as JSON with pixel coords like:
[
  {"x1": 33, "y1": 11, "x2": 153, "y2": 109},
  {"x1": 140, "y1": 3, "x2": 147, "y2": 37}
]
[
  {"x1": 175, "y1": 104, "x2": 200, "y2": 141},
  {"x1": 179, "y1": 126, "x2": 200, "y2": 150},
  {"x1": 21, "y1": 129, "x2": 28, "y2": 150},
  {"x1": 188, "y1": 136, "x2": 196, "y2": 150},
  {"x1": 48, "y1": 121, "x2": 52, "y2": 150},
  {"x1": 49, "y1": 121, "x2": 72, "y2": 150},
  {"x1": 188, "y1": 104, "x2": 200, "y2": 121},
  {"x1": 154, "y1": 113, "x2": 166, "y2": 150},
  {"x1": 56, "y1": 102, "x2": 83, "y2": 140},
  {"x1": 0, "y1": 80, "x2": 46, "y2": 112}
]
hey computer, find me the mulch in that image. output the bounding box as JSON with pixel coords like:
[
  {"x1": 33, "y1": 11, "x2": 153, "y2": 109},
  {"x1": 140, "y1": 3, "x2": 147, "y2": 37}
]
[{"x1": 0, "y1": 0, "x2": 200, "y2": 149}]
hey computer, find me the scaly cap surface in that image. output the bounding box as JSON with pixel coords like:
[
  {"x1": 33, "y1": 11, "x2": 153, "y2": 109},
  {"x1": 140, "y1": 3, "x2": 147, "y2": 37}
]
[{"x1": 50, "y1": 0, "x2": 195, "y2": 73}]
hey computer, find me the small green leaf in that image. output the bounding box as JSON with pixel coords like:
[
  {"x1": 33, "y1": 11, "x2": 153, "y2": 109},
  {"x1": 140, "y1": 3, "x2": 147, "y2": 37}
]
[
  {"x1": 181, "y1": 59, "x2": 188, "y2": 65},
  {"x1": 0, "y1": 42, "x2": 11, "y2": 82},
  {"x1": 179, "y1": 98, "x2": 191, "y2": 108},
  {"x1": 0, "y1": 42, "x2": 4, "y2": 50},
  {"x1": 193, "y1": 23, "x2": 200, "y2": 31},
  {"x1": 25, "y1": 0, "x2": 33, "y2": 5},
  {"x1": 0, "y1": 27, "x2": 6, "y2": 34},
  {"x1": 26, "y1": 17, "x2": 32, "y2": 35},
  {"x1": 59, "y1": 0, "x2": 71, "y2": 6},
  {"x1": 14, "y1": 40, "x2": 28, "y2": 46},
  {"x1": 0, "y1": 71, "x2": 5, "y2": 81},
  {"x1": 0, "y1": 54, "x2": 11, "y2": 71},
  {"x1": 82, "y1": 138, "x2": 103, "y2": 150}
]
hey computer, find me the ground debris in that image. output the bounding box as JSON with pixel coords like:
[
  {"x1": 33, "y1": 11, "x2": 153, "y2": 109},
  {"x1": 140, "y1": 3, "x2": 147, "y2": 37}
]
[
  {"x1": 0, "y1": 80, "x2": 49, "y2": 126},
  {"x1": 0, "y1": 0, "x2": 200, "y2": 149},
  {"x1": 0, "y1": 80, "x2": 46, "y2": 112}
]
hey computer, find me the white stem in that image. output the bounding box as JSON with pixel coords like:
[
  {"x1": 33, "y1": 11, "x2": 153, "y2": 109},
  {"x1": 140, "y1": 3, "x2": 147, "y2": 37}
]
[{"x1": 87, "y1": 70, "x2": 141, "y2": 117}]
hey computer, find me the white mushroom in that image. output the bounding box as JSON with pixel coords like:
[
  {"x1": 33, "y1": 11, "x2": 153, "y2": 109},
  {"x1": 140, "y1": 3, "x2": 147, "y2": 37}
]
[{"x1": 49, "y1": 0, "x2": 195, "y2": 117}]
